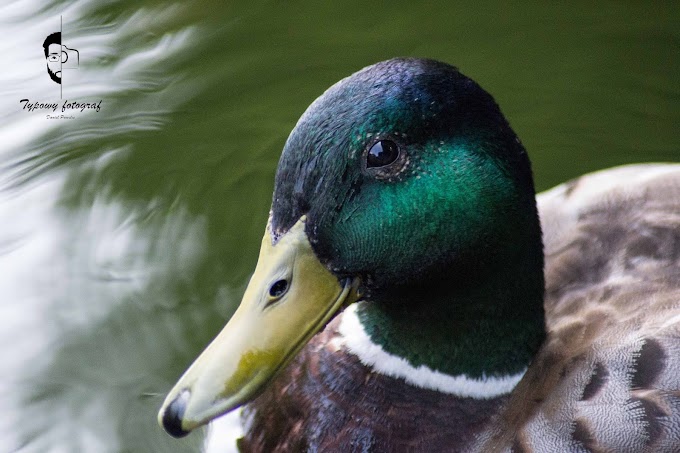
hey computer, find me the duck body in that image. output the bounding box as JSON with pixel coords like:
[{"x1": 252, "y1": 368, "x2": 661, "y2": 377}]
[
  {"x1": 158, "y1": 59, "x2": 680, "y2": 452},
  {"x1": 240, "y1": 164, "x2": 680, "y2": 452}
]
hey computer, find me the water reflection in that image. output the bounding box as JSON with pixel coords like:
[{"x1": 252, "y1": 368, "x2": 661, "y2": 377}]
[
  {"x1": 1, "y1": 1, "x2": 217, "y2": 452},
  {"x1": 1, "y1": 0, "x2": 678, "y2": 452}
]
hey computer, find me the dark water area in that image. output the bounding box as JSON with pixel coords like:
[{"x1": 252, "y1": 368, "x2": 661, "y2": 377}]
[{"x1": 1, "y1": 0, "x2": 678, "y2": 451}]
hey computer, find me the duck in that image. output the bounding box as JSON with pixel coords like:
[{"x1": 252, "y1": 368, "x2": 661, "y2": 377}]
[{"x1": 158, "y1": 58, "x2": 680, "y2": 452}]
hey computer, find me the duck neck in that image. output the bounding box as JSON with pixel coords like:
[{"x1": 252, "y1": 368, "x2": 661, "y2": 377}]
[{"x1": 355, "y1": 230, "x2": 545, "y2": 382}]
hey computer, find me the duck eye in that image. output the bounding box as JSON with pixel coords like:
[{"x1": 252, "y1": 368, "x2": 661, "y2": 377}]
[
  {"x1": 367, "y1": 140, "x2": 399, "y2": 168},
  {"x1": 269, "y1": 279, "x2": 289, "y2": 298}
]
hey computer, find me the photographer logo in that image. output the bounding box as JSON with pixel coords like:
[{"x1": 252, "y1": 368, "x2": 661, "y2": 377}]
[
  {"x1": 18, "y1": 17, "x2": 102, "y2": 119},
  {"x1": 43, "y1": 32, "x2": 79, "y2": 85}
]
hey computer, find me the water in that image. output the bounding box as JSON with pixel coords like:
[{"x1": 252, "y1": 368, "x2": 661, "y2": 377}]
[{"x1": 1, "y1": 1, "x2": 678, "y2": 452}]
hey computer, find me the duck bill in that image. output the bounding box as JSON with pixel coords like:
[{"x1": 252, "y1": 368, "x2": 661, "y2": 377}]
[{"x1": 158, "y1": 217, "x2": 359, "y2": 437}]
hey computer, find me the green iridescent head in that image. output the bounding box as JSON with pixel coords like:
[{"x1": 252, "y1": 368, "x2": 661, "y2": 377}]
[{"x1": 271, "y1": 58, "x2": 542, "y2": 305}]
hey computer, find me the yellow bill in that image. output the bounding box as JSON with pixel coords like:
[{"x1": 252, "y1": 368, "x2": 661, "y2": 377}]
[{"x1": 158, "y1": 217, "x2": 359, "y2": 437}]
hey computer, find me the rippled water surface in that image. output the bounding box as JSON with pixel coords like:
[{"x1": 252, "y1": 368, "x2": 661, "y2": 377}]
[{"x1": 1, "y1": 1, "x2": 679, "y2": 452}]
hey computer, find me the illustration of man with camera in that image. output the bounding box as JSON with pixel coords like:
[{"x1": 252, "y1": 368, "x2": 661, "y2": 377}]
[{"x1": 43, "y1": 32, "x2": 79, "y2": 85}]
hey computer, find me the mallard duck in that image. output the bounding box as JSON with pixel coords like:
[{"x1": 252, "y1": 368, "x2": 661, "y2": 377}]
[{"x1": 158, "y1": 58, "x2": 680, "y2": 452}]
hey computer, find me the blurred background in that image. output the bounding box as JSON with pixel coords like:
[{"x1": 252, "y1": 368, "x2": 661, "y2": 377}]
[{"x1": 1, "y1": 0, "x2": 678, "y2": 452}]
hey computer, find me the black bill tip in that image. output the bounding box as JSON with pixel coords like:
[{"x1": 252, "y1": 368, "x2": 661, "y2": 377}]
[{"x1": 161, "y1": 390, "x2": 191, "y2": 438}]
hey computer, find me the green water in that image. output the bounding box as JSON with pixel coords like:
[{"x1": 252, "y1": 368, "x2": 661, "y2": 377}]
[{"x1": 2, "y1": 1, "x2": 679, "y2": 452}]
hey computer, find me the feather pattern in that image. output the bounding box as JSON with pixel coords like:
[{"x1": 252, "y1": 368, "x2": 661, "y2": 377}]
[
  {"x1": 237, "y1": 164, "x2": 680, "y2": 452},
  {"x1": 476, "y1": 164, "x2": 680, "y2": 452}
]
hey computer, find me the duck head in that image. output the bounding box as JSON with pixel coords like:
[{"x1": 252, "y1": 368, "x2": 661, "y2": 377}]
[{"x1": 159, "y1": 58, "x2": 544, "y2": 437}]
